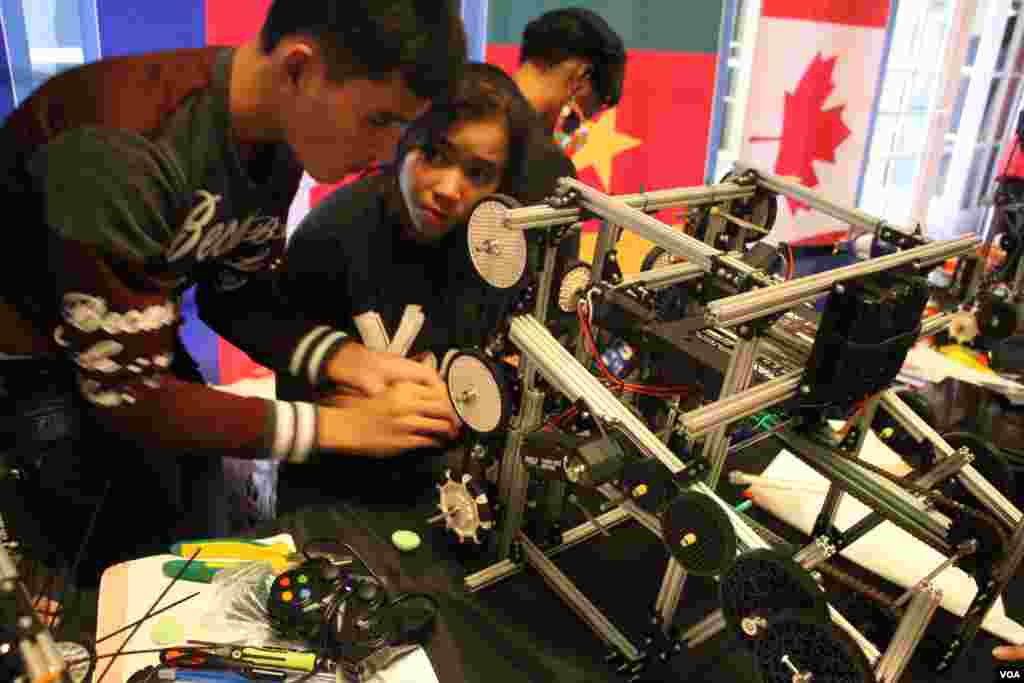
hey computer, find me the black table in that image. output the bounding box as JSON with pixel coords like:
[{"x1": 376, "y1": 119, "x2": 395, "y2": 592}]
[{"x1": 269, "y1": 436, "x2": 1024, "y2": 683}]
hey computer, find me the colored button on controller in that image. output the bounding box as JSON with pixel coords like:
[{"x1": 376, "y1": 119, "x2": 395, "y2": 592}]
[
  {"x1": 297, "y1": 574, "x2": 308, "y2": 584},
  {"x1": 279, "y1": 576, "x2": 291, "y2": 587},
  {"x1": 281, "y1": 591, "x2": 293, "y2": 602}
]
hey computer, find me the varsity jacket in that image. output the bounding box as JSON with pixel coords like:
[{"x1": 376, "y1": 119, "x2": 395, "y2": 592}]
[
  {"x1": 276, "y1": 175, "x2": 519, "y2": 403},
  {"x1": 0, "y1": 47, "x2": 347, "y2": 463}
]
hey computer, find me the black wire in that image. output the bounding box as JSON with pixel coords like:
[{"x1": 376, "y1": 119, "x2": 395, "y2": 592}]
[
  {"x1": 94, "y1": 548, "x2": 201, "y2": 683},
  {"x1": 387, "y1": 592, "x2": 440, "y2": 611},
  {"x1": 52, "y1": 477, "x2": 112, "y2": 635},
  {"x1": 300, "y1": 536, "x2": 382, "y2": 585}
]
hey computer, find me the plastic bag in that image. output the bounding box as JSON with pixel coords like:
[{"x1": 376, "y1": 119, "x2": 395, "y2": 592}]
[{"x1": 198, "y1": 560, "x2": 302, "y2": 646}]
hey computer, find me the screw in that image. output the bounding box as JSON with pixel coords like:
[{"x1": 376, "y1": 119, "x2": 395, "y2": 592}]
[
  {"x1": 476, "y1": 239, "x2": 501, "y2": 256},
  {"x1": 800, "y1": 384, "x2": 810, "y2": 394},
  {"x1": 741, "y1": 615, "x2": 767, "y2": 636},
  {"x1": 834, "y1": 284, "x2": 845, "y2": 295},
  {"x1": 780, "y1": 654, "x2": 813, "y2": 683}
]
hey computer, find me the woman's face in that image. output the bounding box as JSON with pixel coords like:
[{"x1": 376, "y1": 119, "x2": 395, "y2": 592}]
[{"x1": 399, "y1": 116, "x2": 509, "y2": 243}]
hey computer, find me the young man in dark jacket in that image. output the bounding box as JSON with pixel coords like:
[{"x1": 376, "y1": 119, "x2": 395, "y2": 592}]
[{"x1": 0, "y1": 0, "x2": 466, "y2": 586}]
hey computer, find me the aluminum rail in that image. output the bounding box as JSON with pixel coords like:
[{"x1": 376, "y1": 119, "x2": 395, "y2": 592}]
[
  {"x1": 678, "y1": 371, "x2": 802, "y2": 438},
  {"x1": 508, "y1": 314, "x2": 687, "y2": 473},
  {"x1": 497, "y1": 181, "x2": 756, "y2": 232},
  {"x1": 493, "y1": 180, "x2": 753, "y2": 233},
  {"x1": 615, "y1": 261, "x2": 706, "y2": 290},
  {"x1": 557, "y1": 177, "x2": 724, "y2": 270},
  {"x1": 706, "y1": 235, "x2": 980, "y2": 327},
  {"x1": 734, "y1": 163, "x2": 911, "y2": 234}
]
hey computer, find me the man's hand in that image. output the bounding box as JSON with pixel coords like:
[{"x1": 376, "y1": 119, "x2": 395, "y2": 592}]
[
  {"x1": 317, "y1": 381, "x2": 461, "y2": 457},
  {"x1": 994, "y1": 645, "x2": 1024, "y2": 661},
  {"x1": 324, "y1": 341, "x2": 445, "y2": 397}
]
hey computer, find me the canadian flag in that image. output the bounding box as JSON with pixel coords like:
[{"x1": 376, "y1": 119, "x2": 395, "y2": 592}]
[{"x1": 740, "y1": 1, "x2": 892, "y2": 245}]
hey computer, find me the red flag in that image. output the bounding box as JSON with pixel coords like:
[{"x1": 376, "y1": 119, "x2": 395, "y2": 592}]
[{"x1": 741, "y1": 2, "x2": 892, "y2": 245}]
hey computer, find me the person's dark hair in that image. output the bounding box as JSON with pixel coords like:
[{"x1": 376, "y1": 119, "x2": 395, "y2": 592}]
[
  {"x1": 520, "y1": 7, "x2": 626, "y2": 108},
  {"x1": 260, "y1": 0, "x2": 467, "y2": 100},
  {"x1": 392, "y1": 62, "x2": 539, "y2": 199}
]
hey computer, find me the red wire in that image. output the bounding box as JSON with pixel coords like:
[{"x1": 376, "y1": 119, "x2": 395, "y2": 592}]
[
  {"x1": 785, "y1": 243, "x2": 796, "y2": 280},
  {"x1": 576, "y1": 304, "x2": 696, "y2": 398}
]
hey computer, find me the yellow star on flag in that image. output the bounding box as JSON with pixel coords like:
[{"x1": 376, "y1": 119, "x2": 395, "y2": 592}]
[{"x1": 571, "y1": 108, "x2": 642, "y2": 190}]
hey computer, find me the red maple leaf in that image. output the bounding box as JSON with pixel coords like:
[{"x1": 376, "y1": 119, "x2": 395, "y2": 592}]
[{"x1": 750, "y1": 53, "x2": 851, "y2": 214}]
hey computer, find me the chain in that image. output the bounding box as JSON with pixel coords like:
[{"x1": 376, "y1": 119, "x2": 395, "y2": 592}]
[
  {"x1": 815, "y1": 560, "x2": 898, "y2": 611},
  {"x1": 829, "y1": 439, "x2": 1010, "y2": 558}
]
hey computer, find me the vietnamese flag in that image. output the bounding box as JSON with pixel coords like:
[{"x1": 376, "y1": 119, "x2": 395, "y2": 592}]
[
  {"x1": 487, "y1": 0, "x2": 724, "y2": 273},
  {"x1": 740, "y1": 1, "x2": 892, "y2": 246}
]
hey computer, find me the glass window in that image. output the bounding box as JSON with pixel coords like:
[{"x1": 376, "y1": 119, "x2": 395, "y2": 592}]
[
  {"x1": 4, "y1": 0, "x2": 98, "y2": 105},
  {"x1": 962, "y1": 146, "x2": 988, "y2": 209},
  {"x1": 895, "y1": 113, "x2": 930, "y2": 154},
  {"x1": 996, "y1": 76, "x2": 1021, "y2": 135},
  {"x1": 950, "y1": 75, "x2": 972, "y2": 134},
  {"x1": 719, "y1": 101, "x2": 736, "y2": 153},
  {"x1": 733, "y1": 0, "x2": 746, "y2": 41},
  {"x1": 979, "y1": 146, "x2": 1000, "y2": 197},
  {"x1": 724, "y1": 64, "x2": 737, "y2": 98},
  {"x1": 879, "y1": 70, "x2": 912, "y2": 112},
  {"x1": 979, "y1": 77, "x2": 1004, "y2": 140},
  {"x1": 908, "y1": 72, "x2": 937, "y2": 113},
  {"x1": 935, "y1": 149, "x2": 954, "y2": 197},
  {"x1": 997, "y1": 14, "x2": 1018, "y2": 71},
  {"x1": 858, "y1": 0, "x2": 954, "y2": 226}
]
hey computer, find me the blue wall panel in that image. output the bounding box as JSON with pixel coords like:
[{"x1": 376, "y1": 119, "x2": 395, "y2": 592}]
[{"x1": 96, "y1": 0, "x2": 204, "y2": 57}]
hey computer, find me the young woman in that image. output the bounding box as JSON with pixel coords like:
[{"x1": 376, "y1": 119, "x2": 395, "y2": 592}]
[{"x1": 274, "y1": 63, "x2": 550, "y2": 506}]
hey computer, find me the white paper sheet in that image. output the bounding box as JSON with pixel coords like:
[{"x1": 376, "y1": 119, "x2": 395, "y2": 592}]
[
  {"x1": 900, "y1": 344, "x2": 1024, "y2": 404},
  {"x1": 94, "y1": 533, "x2": 440, "y2": 682},
  {"x1": 747, "y1": 428, "x2": 1024, "y2": 644}
]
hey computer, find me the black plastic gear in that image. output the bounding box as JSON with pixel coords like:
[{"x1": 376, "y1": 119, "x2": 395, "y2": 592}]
[
  {"x1": 750, "y1": 610, "x2": 874, "y2": 683},
  {"x1": 719, "y1": 549, "x2": 828, "y2": 646},
  {"x1": 692, "y1": 171, "x2": 777, "y2": 247},
  {"x1": 978, "y1": 295, "x2": 1019, "y2": 340},
  {"x1": 622, "y1": 455, "x2": 681, "y2": 515},
  {"x1": 639, "y1": 246, "x2": 690, "y2": 322},
  {"x1": 660, "y1": 491, "x2": 736, "y2": 576}
]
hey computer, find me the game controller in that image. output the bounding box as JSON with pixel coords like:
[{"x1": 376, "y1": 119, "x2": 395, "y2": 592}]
[{"x1": 266, "y1": 559, "x2": 349, "y2": 640}]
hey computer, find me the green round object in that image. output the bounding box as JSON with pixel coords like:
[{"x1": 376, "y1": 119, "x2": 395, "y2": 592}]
[
  {"x1": 151, "y1": 613, "x2": 185, "y2": 645},
  {"x1": 392, "y1": 530, "x2": 422, "y2": 552}
]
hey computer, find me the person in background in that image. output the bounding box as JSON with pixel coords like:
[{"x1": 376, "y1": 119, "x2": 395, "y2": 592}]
[
  {"x1": 274, "y1": 63, "x2": 539, "y2": 506},
  {"x1": 512, "y1": 7, "x2": 627, "y2": 139},
  {"x1": 0, "y1": 0, "x2": 466, "y2": 586},
  {"x1": 510, "y1": 7, "x2": 628, "y2": 276}
]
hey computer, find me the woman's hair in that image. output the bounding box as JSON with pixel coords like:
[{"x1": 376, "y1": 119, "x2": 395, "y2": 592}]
[{"x1": 391, "y1": 62, "x2": 539, "y2": 198}]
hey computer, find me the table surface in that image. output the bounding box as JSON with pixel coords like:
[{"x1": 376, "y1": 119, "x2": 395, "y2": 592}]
[
  {"x1": 261, "y1": 435, "x2": 1024, "y2": 683},
  {"x1": 39, "y1": 432, "x2": 1024, "y2": 683}
]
